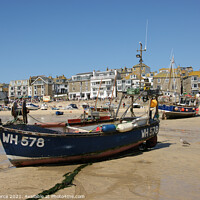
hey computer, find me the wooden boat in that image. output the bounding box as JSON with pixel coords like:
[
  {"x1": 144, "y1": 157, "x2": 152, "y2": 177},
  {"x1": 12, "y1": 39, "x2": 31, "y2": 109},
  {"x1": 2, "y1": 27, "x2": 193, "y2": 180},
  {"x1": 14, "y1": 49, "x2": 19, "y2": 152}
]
[
  {"x1": 0, "y1": 89, "x2": 161, "y2": 167},
  {"x1": 158, "y1": 56, "x2": 199, "y2": 119},
  {"x1": 159, "y1": 96, "x2": 199, "y2": 119}
]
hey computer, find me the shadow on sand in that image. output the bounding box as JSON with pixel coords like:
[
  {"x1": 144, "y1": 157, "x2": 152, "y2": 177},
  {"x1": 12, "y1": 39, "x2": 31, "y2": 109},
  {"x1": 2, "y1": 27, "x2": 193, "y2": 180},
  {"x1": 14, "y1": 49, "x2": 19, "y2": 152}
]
[{"x1": 34, "y1": 140, "x2": 174, "y2": 168}]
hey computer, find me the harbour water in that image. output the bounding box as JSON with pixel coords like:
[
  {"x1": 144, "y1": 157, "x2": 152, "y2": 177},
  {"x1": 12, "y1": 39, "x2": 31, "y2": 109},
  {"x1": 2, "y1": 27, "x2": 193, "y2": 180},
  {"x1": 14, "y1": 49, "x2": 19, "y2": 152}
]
[{"x1": 0, "y1": 109, "x2": 200, "y2": 200}]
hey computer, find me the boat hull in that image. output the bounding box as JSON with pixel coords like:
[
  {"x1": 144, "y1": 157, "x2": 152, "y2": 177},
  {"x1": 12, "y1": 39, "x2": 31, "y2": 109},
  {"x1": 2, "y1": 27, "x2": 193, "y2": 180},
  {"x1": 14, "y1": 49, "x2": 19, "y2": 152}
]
[
  {"x1": 158, "y1": 104, "x2": 197, "y2": 119},
  {"x1": 0, "y1": 122, "x2": 159, "y2": 167}
]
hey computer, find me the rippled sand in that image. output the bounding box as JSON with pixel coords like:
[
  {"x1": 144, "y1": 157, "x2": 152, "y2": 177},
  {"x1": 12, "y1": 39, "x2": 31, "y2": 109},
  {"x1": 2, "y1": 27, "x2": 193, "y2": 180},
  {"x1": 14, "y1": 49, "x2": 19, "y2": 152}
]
[{"x1": 0, "y1": 107, "x2": 200, "y2": 200}]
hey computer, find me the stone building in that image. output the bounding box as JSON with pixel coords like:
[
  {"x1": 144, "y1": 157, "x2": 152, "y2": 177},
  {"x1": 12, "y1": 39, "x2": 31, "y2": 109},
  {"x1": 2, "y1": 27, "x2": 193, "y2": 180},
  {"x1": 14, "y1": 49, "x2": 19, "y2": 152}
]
[
  {"x1": 28, "y1": 75, "x2": 53, "y2": 99},
  {"x1": 183, "y1": 71, "x2": 200, "y2": 95},
  {"x1": 68, "y1": 72, "x2": 92, "y2": 100},
  {"x1": 53, "y1": 75, "x2": 69, "y2": 100},
  {"x1": 153, "y1": 69, "x2": 181, "y2": 96},
  {"x1": 115, "y1": 64, "x2": 151, "y2": 79}
]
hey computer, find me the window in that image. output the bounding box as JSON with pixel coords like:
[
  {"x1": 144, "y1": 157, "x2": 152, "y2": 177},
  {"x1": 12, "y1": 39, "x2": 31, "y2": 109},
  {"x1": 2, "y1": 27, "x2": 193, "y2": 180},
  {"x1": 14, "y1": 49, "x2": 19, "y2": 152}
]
[
  {"x1": 193, "y1": 84, "x2": 198, "y2": 88},
  {"x1": 192, "y1": 76, "x2": 197, "y2": 81},
  {"x1": 158, "y1": 79, "x2": 161, "y2": 83},
  {"x1": 107, "y1": 81, "x2": 111, "y2": 85},
  {"x1": 126, "y1": 80, "x2": 131, "y2": 85},
  {"x1": 117, "y1": 86, "x2": 122, "y2": 91},
  {"x1": 131, "y1": 75, "x2": 136, "y2": 79},
  {"x1": 165, "y1": 79, "x2": 169, "y2": 83}
]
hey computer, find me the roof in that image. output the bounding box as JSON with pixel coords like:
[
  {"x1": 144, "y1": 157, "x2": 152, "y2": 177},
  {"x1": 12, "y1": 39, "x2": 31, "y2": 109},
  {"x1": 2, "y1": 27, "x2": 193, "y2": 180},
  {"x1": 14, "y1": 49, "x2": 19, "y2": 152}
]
[
  {"x1": 188, "y1": 71, "x2": 200, "y2": 77},
  {"x1": 31, "y1": 76, "x2": 52, "y2": 85},
  {"x1": 132, "y1": 63, "x2": 150, "y2": 68},
  {"x1": 76, "y1": 72, "x2": 93, "y2": 75},
  {"x1": 154, "y1": 70, "x2": 181, "y2": 78}
]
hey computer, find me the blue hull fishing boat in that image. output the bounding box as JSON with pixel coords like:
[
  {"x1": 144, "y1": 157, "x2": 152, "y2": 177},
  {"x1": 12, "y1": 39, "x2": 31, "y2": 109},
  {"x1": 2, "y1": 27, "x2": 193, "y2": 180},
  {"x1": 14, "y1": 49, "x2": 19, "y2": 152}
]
[
  {"x1": 0, "y1": 121, "x2": 159, "y2": 167},
  {"x1": 0, "y1": 87, "x2": 161, "y2": 167},
  {"x1": 158, "y1": 103, "x2": 198, "y2": 119}
]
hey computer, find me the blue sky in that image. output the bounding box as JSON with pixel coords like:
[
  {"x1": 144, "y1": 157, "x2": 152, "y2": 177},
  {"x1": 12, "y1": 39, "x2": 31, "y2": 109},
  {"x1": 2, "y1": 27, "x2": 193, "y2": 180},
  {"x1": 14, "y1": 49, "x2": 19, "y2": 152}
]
[{"x1": 0, "y1": 0, "x2": 200, "y2": 83}]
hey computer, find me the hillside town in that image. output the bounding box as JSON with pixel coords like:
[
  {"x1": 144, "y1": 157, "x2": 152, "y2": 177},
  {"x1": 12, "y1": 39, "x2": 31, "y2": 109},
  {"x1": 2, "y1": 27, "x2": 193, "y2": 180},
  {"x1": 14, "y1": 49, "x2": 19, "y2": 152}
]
[{"x1": 0, "y1": 63, "x2": 200, "y2": 104}]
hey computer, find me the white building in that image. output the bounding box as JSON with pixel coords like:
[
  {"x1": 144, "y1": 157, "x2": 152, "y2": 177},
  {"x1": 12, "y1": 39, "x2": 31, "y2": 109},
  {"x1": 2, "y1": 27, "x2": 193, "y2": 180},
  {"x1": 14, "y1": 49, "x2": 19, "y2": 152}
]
[
  {"x1": 90, "y1": 70, "x2": 118, "y2": 99},
  {"x1": 9, "y1": 79, "x2": 29, "y2": 100}
]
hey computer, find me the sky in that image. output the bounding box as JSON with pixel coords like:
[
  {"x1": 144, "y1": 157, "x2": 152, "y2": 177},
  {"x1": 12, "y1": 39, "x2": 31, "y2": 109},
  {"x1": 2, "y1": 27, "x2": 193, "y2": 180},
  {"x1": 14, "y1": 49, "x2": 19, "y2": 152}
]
[{"x1": 0, "y1": 0, "x2": 200, "y2": 83}]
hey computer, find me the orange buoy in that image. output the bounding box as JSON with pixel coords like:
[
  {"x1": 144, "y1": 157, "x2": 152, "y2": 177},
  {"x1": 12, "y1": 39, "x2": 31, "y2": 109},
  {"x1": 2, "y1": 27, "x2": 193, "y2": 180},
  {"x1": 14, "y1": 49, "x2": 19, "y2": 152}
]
[
  {"x1": 174, "y1": 107, "x2": 178, "y2": 111},
  {"x1": 150, "y1": 99, "x2": 157, "y2": 108}
]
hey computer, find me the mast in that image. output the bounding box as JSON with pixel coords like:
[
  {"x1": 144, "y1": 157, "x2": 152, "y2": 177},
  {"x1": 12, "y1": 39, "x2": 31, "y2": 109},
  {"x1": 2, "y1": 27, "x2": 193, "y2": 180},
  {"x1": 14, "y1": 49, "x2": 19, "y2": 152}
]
[
  {"x1": 136, "y1": 42, "x2": 146, "y2": 91},
  {"x1": 168, "y1": 55, "x2": 174, "y2": 92},
  {"x1": 94, "y1": 79, "x2": 102, "y2": 109}
]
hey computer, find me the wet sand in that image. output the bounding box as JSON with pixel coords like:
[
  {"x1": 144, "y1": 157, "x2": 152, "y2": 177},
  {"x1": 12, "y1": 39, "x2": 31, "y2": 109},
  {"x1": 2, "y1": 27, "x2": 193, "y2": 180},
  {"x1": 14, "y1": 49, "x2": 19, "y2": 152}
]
[{"x1": 0, "y1": 106, "x2": 200, "y2": 200}]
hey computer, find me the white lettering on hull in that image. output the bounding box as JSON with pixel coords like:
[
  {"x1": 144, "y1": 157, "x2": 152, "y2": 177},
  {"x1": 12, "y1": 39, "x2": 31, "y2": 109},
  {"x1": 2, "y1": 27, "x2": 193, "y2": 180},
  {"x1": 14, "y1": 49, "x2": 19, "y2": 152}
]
[
  {"x1": 2, "y1": 133, "x2": 45, "y2": 147},
  {"x1": 141, "y1": 126, "x2": 159, "y2": 138}
]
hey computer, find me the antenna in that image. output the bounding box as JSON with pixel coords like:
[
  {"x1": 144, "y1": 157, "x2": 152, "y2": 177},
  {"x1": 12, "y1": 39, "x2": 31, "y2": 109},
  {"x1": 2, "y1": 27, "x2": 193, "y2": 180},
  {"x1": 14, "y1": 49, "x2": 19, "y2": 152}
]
[
  {"x1": 144, "y1": 19, "x2": 148, "y2": 51},
  {"x1": 170, "y1": 48, "x2": 174, "y2": 61}
]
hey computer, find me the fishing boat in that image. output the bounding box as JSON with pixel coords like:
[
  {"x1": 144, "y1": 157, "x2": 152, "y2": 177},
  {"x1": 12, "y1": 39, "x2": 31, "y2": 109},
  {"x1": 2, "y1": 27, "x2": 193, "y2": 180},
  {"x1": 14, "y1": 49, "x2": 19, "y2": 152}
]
[
  {"x1": 157, "y1": 56, "x2": 199, "y2": 119},
  {"x1": 26, "y1": 103, "x2": 39, "y2": 110},
  {"x1": 0, "y1": 88, "x2": 160, "y2": 167},
  {"x1": 159, "y1": 95, "x2": 199, "y2": 119}
]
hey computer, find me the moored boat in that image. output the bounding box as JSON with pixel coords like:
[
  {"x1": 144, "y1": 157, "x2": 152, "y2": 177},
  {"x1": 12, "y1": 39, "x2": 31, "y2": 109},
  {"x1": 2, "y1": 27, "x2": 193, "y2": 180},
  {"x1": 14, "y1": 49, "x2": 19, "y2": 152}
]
[
  {"x1": 157, "y1": 56, "x2": 199, "y2": 119},
  {"x1": 26, "y1": 103, "x2": 39, "y2": 110},
  {"x1": 0, "y1": 88, "x2": 161, "y2": 167}
]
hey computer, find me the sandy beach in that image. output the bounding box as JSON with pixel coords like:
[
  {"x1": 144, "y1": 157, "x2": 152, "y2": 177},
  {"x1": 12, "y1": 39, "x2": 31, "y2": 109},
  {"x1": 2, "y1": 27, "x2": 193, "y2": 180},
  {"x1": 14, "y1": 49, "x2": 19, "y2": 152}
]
[{"x1": 0, "y1": 102, "x2": 200, "y2": 200}]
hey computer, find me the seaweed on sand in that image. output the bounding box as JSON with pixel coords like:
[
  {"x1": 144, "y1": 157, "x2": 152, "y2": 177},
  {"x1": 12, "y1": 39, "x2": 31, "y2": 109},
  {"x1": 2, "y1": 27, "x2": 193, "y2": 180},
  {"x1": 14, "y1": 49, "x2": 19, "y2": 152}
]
[{"x1": 26, "y1": 163, "x2": 91, "y2": 200}]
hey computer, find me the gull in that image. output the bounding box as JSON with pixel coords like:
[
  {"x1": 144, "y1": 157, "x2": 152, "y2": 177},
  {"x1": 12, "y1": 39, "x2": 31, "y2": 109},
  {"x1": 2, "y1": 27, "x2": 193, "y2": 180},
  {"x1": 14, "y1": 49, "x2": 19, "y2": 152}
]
[{"x1": 180, "y1": 137, "x2": 190, "y2": 146}]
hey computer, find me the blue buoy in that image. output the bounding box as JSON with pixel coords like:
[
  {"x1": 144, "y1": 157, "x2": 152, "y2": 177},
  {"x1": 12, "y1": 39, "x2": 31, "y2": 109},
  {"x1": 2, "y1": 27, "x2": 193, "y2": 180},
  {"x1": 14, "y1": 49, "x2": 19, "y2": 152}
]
[
  {"x1": 102, "y1": 124, "x2": 116, "y2": 133},
  {"x1": 56, "y1": 111, "x2": 64, "y2": 115}
]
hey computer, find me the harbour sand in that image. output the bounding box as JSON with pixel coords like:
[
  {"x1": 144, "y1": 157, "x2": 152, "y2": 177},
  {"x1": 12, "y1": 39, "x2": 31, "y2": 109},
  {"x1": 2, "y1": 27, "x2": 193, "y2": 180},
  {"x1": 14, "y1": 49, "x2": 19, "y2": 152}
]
[{"x1": 0, "y1": 104, "x2": 200, "y2": 200}]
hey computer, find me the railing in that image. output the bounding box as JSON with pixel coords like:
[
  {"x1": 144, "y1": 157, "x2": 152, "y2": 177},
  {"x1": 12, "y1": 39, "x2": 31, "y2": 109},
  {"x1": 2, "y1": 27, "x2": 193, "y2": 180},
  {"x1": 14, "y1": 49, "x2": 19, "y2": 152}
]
[{"x1": 91, "y1": 75, "x2": 115, "y2": 80}]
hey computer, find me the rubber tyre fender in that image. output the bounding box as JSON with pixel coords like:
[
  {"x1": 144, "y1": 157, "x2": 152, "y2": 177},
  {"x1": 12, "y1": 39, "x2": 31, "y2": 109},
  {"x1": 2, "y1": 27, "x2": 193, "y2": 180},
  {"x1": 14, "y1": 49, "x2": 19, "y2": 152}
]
[{"x1": 146, "y1": 135, "x2": 157, "y2": 148}]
